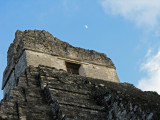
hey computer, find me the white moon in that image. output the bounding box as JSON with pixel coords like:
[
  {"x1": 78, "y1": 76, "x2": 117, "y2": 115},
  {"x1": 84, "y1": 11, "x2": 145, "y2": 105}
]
[{"x1": 85, "y1": 25, "x2": 88, "y2": 29}]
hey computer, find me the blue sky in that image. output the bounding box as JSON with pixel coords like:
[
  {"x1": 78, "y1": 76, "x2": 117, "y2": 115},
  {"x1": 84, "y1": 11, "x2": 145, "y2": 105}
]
[{"x1": 1, "y1": 0, "x2": 160, "y2": 99}]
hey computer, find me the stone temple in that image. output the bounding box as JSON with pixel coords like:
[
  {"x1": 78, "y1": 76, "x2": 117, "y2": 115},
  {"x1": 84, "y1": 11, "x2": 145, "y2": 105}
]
[{"x1": 0, "y1": 30, "x2": 160, "y2": 120}]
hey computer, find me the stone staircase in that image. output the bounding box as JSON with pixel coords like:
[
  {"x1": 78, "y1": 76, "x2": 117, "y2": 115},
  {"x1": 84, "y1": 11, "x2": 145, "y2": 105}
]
[
  {"x1": 1, "y1": 65, "x2": 159, "y2": 120},
  {"x1": 40, "y1": 65, "x2": 107, "y2": 120},
  {"x1": 0, "y1": 65, "x2": 107, "y2": 120}
]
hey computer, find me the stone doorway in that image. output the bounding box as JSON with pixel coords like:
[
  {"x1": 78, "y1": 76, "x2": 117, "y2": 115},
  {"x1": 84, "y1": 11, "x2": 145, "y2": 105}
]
[{"x1": 65, "y1": 62, "x2": 81, "y2": 75}]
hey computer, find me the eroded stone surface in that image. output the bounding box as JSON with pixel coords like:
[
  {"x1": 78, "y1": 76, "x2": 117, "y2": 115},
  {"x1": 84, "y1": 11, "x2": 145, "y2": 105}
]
[
  {"x1": 7, "y1": 30, "x2": 115, "y2": 68},
  {"x1": 1, "y1": 65, "x2": 160, "y2": 120},
  {"x1": 2, "y1": 30, "x2": 120, "y2": 92}
]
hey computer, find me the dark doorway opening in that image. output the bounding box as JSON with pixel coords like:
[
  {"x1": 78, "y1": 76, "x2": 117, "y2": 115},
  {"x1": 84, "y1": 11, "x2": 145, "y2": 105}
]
[{"x1": 65, "y1": 62, "x2": 80, "y2": 75}]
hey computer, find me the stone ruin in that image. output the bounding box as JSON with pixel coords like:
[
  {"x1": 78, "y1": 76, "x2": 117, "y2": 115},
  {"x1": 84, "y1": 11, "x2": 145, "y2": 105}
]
[
  {"x1": 2, "y1": 30, "x2": 120, "y2": 98},
  {"x1": 0, "y1": 30, "x2": 160, "y2": 120}
]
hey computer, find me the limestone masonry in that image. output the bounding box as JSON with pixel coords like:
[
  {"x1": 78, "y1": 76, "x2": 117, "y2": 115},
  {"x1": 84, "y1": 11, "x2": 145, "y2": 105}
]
[
  {"x1": 2, "y1": 30, "x2": 119, "y2": 96},
  {"x1": 0, "y1": 30, "x2": 160, "y2": 120}
]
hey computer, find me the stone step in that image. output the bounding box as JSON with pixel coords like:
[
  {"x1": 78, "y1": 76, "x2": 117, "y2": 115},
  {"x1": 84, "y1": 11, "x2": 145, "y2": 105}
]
[
  {"x1": 59, "y1": 104, "x2": 107, "y2": 120},
  {"x1": 49, "y1": 88, "x2": 105, "y2": 111},
  {"x1": 43, "y1": 81, "x2": 90, "y2": 95}
]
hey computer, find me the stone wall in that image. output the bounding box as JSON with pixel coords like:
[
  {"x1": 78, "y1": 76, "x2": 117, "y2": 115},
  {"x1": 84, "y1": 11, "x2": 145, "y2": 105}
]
[
  {"x1": 3, "y1": 51, "x2": 27, "y2": 95},
  {"x1": 2, "y1": 30, "x2": 120, "y2": 94},
  {"x1": 25, "y1": 49, "x2": 119, "y2": 82},
  {"x1": 81, "y1": 64, "x2": 119, "y2": 82},
  {"x1": 26, "y1": 50, "x2": 67, "y2": 70}
]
